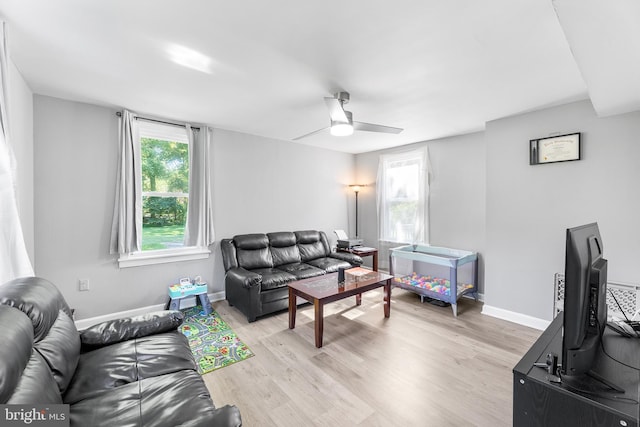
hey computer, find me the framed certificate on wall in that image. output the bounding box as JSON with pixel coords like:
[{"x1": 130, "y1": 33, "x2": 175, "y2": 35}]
[{"x1": 529, "y1": 133, "x2": 581, "y2": 165}]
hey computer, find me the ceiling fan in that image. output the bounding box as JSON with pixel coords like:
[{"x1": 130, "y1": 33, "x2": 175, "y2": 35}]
[{"x1": 293, "y1": 91, "x2": 403, "y2": 140}]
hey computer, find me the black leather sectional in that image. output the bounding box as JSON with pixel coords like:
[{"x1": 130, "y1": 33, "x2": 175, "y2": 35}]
[
  {"x1": 220, "y1": 230, "x2": 363, "y2": 322},
  {"x1": 0, "y1": 277, "x2": 241, "y2": 427}
]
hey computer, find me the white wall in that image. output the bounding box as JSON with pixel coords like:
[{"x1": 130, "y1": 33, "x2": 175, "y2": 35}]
[
  {"x1": 34, "y1": 95, "x2": 355, "y2": 320},
  {"x1": 355, "y1": 132, "x2": 487, "y2": 291},
  {"x1": 209, "y1": 128, "x2": 356, "y2": 292},
  {"x1": 7, "y1": 60, "x2": 34, "y2": 263},
  {"x1": 484, "y1": 100, "x2": 640, "y2": 323}
]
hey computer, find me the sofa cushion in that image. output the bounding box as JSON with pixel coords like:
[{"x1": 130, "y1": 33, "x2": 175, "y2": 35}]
[
  {"x1": 80, "y1": 311, "x2": 184, "y2": 349},
  {"x1": 68, "y1": 370, "x2": 228, "y2": 427},
  {"x1": 0, "y1": 306, "x2": 33, "y2": 403},
  {"x1": 294, "y1": 230, "x2": 323, "y2": 244},
  {"x1": 271, "y1": 246, "x2": 301, "y2": 266},
  {"x1": 237, "y1": 247, "x2": 274, "y2": 270},
  {"x1": 268, "y1": 232, "x2": 302, "y2": 266},
  {"x1": 64, "y1": 344, "x2": 138, "y2": 404},
  {"x1": 0, "y1": 277, "x2": 80, "y2": 395},
  {"x1": 35, "y1": 310, "x2": 81, "y2": 394},
  {"x1": 139, "y1": 370, "x2": 224, "y2": 426},
  {"x1": 296, "y1": 231, "x2": 329, "y2": 261},
  {"x1": 234, "y1": 234, "x2": 274, "y2": 270},
  {"x1": 136, "y1": 332, "x2": 196, "y2": 380},
  {"x1": 64, "y1": 331, "x2": 195, "y2": 404},
  {"x1": 307, "y1": 257, "x2": 354, "y2": 273},
  {"x1": 267, "y1": 231, "x2": 296, "y2": 247},
  {"x1": 0, "y1": 305, "x2": 63, "y2": 405},
  {"x1": 277, "y1": 263, "x2": 325, "y2": 280},
  {"x1": 68, "y1": 379, "x2": 141, "y2": 427},
  {"x1": 8, "y1": 351, "x2": 64, "y2": 405},
  {"x1": 234, "y1": 233, "x2": 269, "y2": 250},
  {"x1": 251, "y1": 268, "x2": 296, "y2": 290}
]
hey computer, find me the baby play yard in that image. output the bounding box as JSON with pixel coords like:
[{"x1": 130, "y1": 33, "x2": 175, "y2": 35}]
[{"x1": 390, "y1": 244, "x2": 478, "y2": 316}]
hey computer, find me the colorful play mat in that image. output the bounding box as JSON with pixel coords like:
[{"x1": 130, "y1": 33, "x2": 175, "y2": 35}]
[
  {"x1": 394, "y1": 273, "x2": 474, "y2": 297},
  {"x1": 180, "y1": 306, "x2": 254, "y2": 374}
]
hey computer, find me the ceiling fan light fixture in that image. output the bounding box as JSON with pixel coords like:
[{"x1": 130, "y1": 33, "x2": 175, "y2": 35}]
[
  {"x1": 330, "y1": 110, "x2": 354, "y2": 136},
  {"x1": 293, "y1": 93, "x2": 403, "y2": 141},
  {"x1": 330, "y1": 122, "x2": 354, "y2": 136}
]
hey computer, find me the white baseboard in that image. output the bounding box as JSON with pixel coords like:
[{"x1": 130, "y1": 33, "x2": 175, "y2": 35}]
[
  {"x1": 481, "y1": 304, "x2": 551, "y2": 330},
  {"x1": 74, "y1": 291, "x2": 226, "y2": 330},
  {"x1": 76, "y1": 290, "x2": 547, "y2": 332}
]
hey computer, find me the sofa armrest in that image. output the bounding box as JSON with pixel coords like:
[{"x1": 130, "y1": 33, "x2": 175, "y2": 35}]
[
  {"x1": 329, "y1": 251, "x2": 363, "y2": 266},
  {"x1": 226, "y1": 267, "x2": 262, "y2": 289},
  {"x1": 80, "y1": 310, "x2": 184, "y2": 349},
  {"x1": 210, "y1": 405, "x2": 242, "y2": 427}
]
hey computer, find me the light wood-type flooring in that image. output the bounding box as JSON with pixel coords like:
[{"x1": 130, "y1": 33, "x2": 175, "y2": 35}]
[{"x1": 203, "y1": 288, "x2": 542, "y2": 427}]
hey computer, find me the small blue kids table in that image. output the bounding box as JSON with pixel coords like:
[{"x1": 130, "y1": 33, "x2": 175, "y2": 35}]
[{"x1": 168, "y1": 279, "x2": 212, "y2": 315}]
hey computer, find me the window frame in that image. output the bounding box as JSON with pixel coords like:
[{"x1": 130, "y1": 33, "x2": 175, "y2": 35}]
[
  {"x1": 118, "y1": 246, "x2": 210, "y2": 268},
  {"x1": 377, "y1": 148, "x2": 429, "y2": 245},
  {"x1": 116, "y1": 119, "x2": 210, "y2": 268}
]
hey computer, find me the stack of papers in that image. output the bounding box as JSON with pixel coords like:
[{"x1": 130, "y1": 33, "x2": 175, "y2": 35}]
[{"x1": 352, "y1": 246, "x2": 376, "y2": 253}]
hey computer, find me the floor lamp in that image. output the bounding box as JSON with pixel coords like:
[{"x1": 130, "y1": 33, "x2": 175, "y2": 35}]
[{"x1": 349, "y1": 185, "x2": 364, "y2": 238}]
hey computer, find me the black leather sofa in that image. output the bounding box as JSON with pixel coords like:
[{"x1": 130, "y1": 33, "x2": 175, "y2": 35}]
[
  {"x1": 220, "y1": 230, "x2": 363, "y2": 322},
  {"x1": 0, "y1": 276, "x2": 242, "y2": 427}
]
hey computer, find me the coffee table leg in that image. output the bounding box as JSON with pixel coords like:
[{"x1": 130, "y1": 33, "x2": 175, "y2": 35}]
[
  {"x1": 289, "y1": 287, "x2": 296, "y2": 329},
  {"x1": 314, "y1": 299, "x2": 323, "y2": 348},
  {"x1": 384, "y1": 279, "x2": 391, "y2": 318}
]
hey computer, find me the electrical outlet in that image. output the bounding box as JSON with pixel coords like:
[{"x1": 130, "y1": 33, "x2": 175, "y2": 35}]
[{"x1": 79, "y1": 279, "x2": 90, "y2": 291}]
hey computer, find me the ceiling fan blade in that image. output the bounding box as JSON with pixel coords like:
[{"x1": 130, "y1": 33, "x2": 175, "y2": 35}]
[
  {"x1": 292, "y1": 126, "x2": 330, "y2": 141},
  {"x1": 353, "y1": 121, "x2": 403, "y2": 134},
  {"x1": 324, "y1": 97, "x2": 348, "y2": 123}
]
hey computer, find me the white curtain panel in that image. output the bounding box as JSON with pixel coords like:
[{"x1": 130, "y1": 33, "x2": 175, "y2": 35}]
[
  {"x1": 109, "y1": 110, "x2": 142, "y2": 254},
  {"x1": 0, "y1": 21, "x2": 34, "y2": 283},
  {"x1": 184, "y1": 125, "x2": 215, "y2": 247}
]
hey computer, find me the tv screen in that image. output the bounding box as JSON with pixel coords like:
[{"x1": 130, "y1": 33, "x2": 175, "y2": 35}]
[{"x1": 562, "y1": 222, "x2": 608, "y2": 377}]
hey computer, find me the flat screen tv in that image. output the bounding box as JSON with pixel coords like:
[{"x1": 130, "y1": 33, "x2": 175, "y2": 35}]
[{"x1": 562, "y1": 222, "x2": 608, "y2": 378}]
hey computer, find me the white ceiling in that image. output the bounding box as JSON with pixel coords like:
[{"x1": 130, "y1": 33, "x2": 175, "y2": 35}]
[{"x1": 1, "y1": 0, "x2": 638, "y2": 154}]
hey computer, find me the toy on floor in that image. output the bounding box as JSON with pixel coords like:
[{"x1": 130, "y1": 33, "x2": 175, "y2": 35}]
[
  {"x1": 168, "y1": 277, "x2": 212, "y2": 315},
  {"x1": 394, "y1": 273, "x2": 474, "y2": 297}
]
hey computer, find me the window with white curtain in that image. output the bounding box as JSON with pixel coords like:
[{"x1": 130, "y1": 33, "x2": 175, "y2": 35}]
[
  {"x1": 110, "y1": 111, "x2": 215, "y2": 268},
  {"x1": 376, "y1": 147, "x2": 429, "y2": 268}
]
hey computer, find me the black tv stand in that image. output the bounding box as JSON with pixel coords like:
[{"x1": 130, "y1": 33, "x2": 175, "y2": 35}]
[
  {"x1": 562, "y1": 370, "x2": 625, "y2": 394},
  {"x1": 533, "y1": 361, "x2": 624, "y2": 392},
  {"x1": 514, "y1": 316, "x2": 639, "y2": 427}
]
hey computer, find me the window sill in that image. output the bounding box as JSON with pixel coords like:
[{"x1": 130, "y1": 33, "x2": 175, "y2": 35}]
[{"x1": 118, "y1": 247, "x2": 211, "y2": 268}]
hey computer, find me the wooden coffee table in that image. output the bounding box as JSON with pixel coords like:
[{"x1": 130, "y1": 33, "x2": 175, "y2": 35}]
[{"x1": 288, "y1": 267, "x2": 393, "y2": 348}]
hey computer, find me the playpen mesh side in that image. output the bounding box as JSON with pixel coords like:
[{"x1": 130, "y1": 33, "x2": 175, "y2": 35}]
[{"x1": 554, "y1": 273, "x2": 640, "y2": 320}]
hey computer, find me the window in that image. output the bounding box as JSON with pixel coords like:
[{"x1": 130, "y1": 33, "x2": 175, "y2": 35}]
[
  {"x1": 377, "y1": 148, "x2": 429, "y2": 264},
  {"x1": 139, "y1": 122, "x2": 189, "y2": 251},
  {"x1": 110, "y1": 111, "x2": 215, "y2": 268}
]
